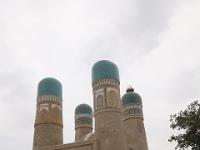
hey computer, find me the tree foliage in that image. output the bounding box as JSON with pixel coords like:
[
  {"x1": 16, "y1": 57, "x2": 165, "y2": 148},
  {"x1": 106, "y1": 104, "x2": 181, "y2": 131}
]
[{"x1": 169, "y1": 100, "x2": 200, "y2": 150}]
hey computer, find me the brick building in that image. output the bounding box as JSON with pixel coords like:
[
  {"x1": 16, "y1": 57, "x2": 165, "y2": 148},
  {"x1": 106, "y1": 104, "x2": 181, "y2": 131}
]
[{"x1": 32, "y1": 60, "x2": 148, "y2": 150}]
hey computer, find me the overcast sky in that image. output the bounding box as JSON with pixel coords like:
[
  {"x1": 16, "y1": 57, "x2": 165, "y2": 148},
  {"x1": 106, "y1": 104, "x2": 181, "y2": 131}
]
[{"x1": 0, "y1": 0, "x2": 200, "y2": 150}]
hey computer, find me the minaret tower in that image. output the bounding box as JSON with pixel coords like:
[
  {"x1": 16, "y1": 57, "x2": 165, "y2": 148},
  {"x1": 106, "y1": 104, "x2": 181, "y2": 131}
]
[
  {"x1": 74, "y1": 104, "x2": 93, "y2": 141},
  {"x1": 92, "y1": 60, "x2": 127, "y2": 150},
  {"x1": 122, "y1": 86, "x2": 148, "y2": 150},
  {"x1": 33, "y1": 78, "x2": 63, "y2": 150}
]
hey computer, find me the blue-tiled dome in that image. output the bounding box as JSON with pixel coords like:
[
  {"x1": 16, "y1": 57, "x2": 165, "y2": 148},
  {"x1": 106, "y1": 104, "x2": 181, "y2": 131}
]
[
  {"x1": 122, "y1": 88, "x2": 142, "y2": 105},
  {"x1": 38, "y1": 77, "x2": 62, "y2": 97},
  {"x1": 92, "y1": 60, "x2": 119, "y2": 82},
  {"x1": 75, "y1": 104, "x2": 92, "y2": 115}
]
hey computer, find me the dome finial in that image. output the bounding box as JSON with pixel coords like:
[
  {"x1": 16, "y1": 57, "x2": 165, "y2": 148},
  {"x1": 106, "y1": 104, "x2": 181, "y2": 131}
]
[
  {"x1": 38, "y1": 77, "x2": 62, "y2": 97},
  {"x1": 75, "y1": 103, "x2": 92, "y2": 116},
  {"x1": 126, "y1": 85, "x2": 134, "y2": 92},
  {"x1": 92, "y1": 60, "x2": 119, "y2": 82},
  {"x1": 122, "y1": 87, "x2": 142, "y2": 105}
]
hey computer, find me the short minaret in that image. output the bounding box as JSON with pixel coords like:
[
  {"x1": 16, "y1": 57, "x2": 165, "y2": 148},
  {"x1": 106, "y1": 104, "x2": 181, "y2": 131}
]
[
  {"x1": 33, "y1": 78, "x2": 63, "y2": 150},
  {"x1": 122, "y1": 87, "x2": 148, "y2": 150},
  {"x1": 74, "y1": 104, "x2": 93, "y2": 141},
  {"x1": 92, "y1": 60, "x2": 128, "y2": 150}
]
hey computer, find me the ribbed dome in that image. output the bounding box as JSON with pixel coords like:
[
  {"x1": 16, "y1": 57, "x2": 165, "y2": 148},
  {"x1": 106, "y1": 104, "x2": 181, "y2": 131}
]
[
  {"x1": 38, "y1": 77, "x2": 62, "y2": 97},
  {"x1": 122, "y1": 88, "x2": 142, "y2": 105},
  {"x1": 92, "y1": 60, "x2": 119, "y2": 82},
  {"x1": 75, "y1": 104, "x2": 92, "y2": 115}
]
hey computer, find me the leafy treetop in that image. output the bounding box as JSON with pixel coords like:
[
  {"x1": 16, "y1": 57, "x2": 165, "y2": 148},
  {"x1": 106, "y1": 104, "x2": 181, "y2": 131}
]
[{"x1": 169, "y1": 100, "x2": 200, "y2": 150}]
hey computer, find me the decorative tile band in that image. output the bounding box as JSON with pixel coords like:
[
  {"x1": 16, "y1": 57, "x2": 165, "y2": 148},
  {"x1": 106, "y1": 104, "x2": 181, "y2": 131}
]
[
  {"x1": 75, "y1": 114, "x2": 93, "y2": 120},
  {"x1": 75, "y1": 117, "x2": 93, "y2": 127},
  {"x1": 37, "y1": 95, "x2": 62, "y2": 106},
  {"x1": 92, "y1": 78, "x2": 120, "y2": 89},
  {"x1": 122, "y1": 103, "x2": 143, "y2": 116}
]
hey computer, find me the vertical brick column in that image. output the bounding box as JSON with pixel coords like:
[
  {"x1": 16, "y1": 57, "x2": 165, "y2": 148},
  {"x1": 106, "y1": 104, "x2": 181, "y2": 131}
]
[
  {"x1": 74, "y1": 104, "x2": 93, "y2": 141},
  {"x1": 33, "y1": 78, "x2": 63, "y2": 150},
  {"x1": 92, "y1": 60, "x2": 127, "y2": 150},
  {"x1": 122, "y1": 87, "x2": 148, "y2": 150}
]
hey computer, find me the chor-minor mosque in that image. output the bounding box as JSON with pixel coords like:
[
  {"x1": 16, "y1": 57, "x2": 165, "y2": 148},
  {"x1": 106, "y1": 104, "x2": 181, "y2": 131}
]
[{"x1": 32, "y1": 60, "x2": 149, "y2": 150}]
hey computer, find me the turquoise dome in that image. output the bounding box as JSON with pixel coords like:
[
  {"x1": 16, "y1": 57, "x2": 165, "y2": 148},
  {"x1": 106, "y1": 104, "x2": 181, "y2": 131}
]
[
  {"x1": 122, "y1": 88, "x2": 142, "y2": 105},
  {"x1": 75, "y1": 104, "x2": 92, "y2": 115},
  {"x1": 38, "y1": 77, "x2": 62, "y2": 97},
  {"x1": 92, "y1": 60, "x2": 119, "y2": 82}
]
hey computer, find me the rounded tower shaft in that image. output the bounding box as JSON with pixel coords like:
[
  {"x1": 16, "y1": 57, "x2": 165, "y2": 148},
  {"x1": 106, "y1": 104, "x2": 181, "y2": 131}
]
[
  {"x1": 33, "y1": 78, "x2": 63, "y2": 150},
  {"x1": 122, "y1": 87, "x2": 148, "y2": 150},
  {"x1": 92, "y1": 60, "x2": 127, "y2": 150},
  {"x1": 74, "y1": 104, "x2": 93, "y2": 141}
]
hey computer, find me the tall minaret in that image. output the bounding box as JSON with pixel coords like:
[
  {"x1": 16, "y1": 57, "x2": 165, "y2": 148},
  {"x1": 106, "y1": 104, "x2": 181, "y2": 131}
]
[
  {"x1": 74, "y1": 104, "x2": 93, "y2": 141},
  {"x1": 122, "y1": 87, "x2": 148, "y2": 150},
  {"x1": 92, "y1": 60, "x2": 127, "y2": 150},
  {"x1": 33, "y1": 78, "x2": 63, "y2": 150}
]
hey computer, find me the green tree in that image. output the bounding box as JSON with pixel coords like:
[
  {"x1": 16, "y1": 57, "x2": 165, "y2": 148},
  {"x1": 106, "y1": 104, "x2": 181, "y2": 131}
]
[{"x1": 169, "y1": 100, "x2": 200, "y2": 150}]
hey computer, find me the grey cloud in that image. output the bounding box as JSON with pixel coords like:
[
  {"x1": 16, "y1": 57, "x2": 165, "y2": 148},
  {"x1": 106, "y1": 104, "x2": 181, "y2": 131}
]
[
  {"x1": 0, "y1": 0, "x2": 199, "y2": 150},
  {"x1": 0, "y1": 69, "x2": 35, "y2": 150},
  {"x1": 0, "y1": 70, "x2": 36, "y2": 102},
  {"x1": 83, "y1": 0, "x2": 185, "y2": 64},
  {"x1": 167, "y1": 66, "x2": 200, "y2": 104}
]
